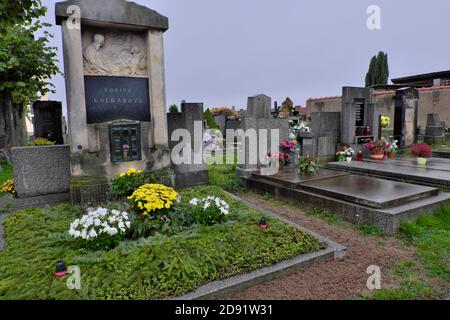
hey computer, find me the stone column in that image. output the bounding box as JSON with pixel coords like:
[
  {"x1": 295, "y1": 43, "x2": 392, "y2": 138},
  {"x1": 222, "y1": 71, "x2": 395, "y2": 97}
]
[
  {"x1": 61, "y1": 20, "x2": 89, "y2": 154},
  {"x1": 147, "y1": 30, "x2": 169, "y2": 148}
]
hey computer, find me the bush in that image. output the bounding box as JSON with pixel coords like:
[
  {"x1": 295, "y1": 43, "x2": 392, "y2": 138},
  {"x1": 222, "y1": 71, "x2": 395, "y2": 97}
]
[
  {"x1": 0, "y1": 179, "x2": 16, "y2": 196},
  {"x1": 204, "y1": 109, "x2": 219, "y2": 129},
  {"x1": 111, "y1": 168, "x2": 147, "y2": 197},
  {"x1": 189, "y1": 196, "x2": 230, "y2": 226},
  {"x1": 27, "y1": 137, "x2": 55, "y2": 146},
  {"x1": 169, "y1": 104, "x2": 179, "y2": 113},
  {"x1": 128, "y1": 184, "x2": 178, "y2": 218},
  {"x1": 69, "y1": 207, "x2": 131, "y2": 250}
]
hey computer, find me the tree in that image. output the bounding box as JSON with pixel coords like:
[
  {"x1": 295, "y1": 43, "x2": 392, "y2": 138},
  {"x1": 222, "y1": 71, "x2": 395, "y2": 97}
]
[
  {"x1": 365, "y1": 51, "x2": 389, "y2": 87},
  {"x1": 204, "y1": 109, "x2": 219, "y2": 129},
  {"x1": 281, "y1": 97, "x2": 294, "y2": 114},
  {"x1": 0, "y1": 1, "x2": 59, "y2": 146},
  {"x1": 169, "y1": 104, "x2": 179, "y2": 113}
]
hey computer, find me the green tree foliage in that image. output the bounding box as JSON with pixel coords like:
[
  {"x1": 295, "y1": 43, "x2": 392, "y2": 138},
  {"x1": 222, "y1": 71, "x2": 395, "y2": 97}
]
[
  {"x1": 365, "y1": 51, "x2": 389, "y2": 87},
  {"x1": 204, "y1": 108, "x2": 219, "y2": 129},
  {"x1": 0, "y1": 1, "x2": 60, "y2": 105},
  {"x1": 169, "y1": 104, "x2": 179, "y2": 113},
  {"x1": 0, "y1": 0, "x2": 45, "y2": 30}
]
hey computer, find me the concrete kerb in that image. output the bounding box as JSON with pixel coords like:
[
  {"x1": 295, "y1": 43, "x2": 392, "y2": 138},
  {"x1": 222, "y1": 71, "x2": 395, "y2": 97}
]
[{"x1": 174, "y1": 192, "x2": 346, "y2": 300}]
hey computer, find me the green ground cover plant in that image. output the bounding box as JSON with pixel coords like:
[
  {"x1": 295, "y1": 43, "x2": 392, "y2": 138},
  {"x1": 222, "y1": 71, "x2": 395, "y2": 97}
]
[{"x1": 0, "y1": 186, "x2": 326, "y2": 300}]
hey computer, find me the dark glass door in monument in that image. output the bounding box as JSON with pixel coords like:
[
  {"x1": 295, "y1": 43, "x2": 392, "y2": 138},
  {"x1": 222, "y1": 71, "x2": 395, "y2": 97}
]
[{"x1": 110, "y1": 124, "x2": 141, "y2": 163}]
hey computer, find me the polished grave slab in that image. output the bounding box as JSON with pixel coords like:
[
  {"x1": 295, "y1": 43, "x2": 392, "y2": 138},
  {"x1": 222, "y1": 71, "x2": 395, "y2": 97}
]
[
  {"x1": 253, "y1": 166, "x2": 348, "y2": 188},
  {"x1": 326, "y1": 157, "x2": 450, "y2": 187},
  {"x1": 298, "y1": 175, "x2": 438, "y2": 209},
  {"x1": 242, "y1": 166, "x2": 450, "y2": 234}
]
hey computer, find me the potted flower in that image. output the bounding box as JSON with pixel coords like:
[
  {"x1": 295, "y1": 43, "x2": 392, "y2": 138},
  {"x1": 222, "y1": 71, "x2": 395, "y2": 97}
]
[
  {"x1": 298, "y1": 155, "x2": 320, "y2": 176},
  {"x1": 387, "y1": 140, "x2": 398, "y2": 158},
  {"x1": 280, "y1": 140, "x2": 297, "y2": 165},
  {"x1": 410, "y1": 143, "x2": 432, "y2": 165},
  {"x1": 365, "y1": 138, "x2": 389, "y2": 161}
]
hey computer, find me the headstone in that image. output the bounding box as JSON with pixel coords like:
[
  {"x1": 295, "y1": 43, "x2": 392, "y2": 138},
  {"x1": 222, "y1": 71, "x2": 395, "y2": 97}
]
[
  {"x1": 237, "y1": 94, "x2": 289, "y2": 177},
  {"x1": 32, "y1": 101, "x2": 64, "y2": 144},
  {"x1": 247, "y1": 94, "x2": 272, "y2": 119},
  {"x1": 424, "y1": 113, "x2": 445, "y2": 145},
  {"x1": 55, "y1": 0, "x2": 171, "y2": 177},
  {"x1": 310, "y1": 112, "x2": 341, "y2": 161},
  {"x1": 341, "y1": 87, "x2": 379, "y2": 145},
  {"x1": 394, "y1": 88, "x2": 419, "y2": 147},
  {"x1": 167, "y1": 102, "x2": 208, "y2": 188}
]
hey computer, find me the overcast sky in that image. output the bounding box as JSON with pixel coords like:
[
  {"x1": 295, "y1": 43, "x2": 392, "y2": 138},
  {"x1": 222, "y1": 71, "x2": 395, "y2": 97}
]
[{"x1": 42, "y1": 0, "x2": 450, "y2": 111}]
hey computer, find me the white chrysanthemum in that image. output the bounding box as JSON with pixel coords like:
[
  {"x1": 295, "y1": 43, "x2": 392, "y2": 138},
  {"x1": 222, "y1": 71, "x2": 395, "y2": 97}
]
[{"x1": 189, "y1": 198, "x2": 199, "y2": 206}]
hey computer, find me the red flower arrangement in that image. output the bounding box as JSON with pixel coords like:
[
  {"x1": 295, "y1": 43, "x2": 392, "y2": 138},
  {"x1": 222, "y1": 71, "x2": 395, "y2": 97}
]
[
  {"x1": 267, "y1": 152, "x2": 291, "y2": 164},
  {"x1": 410, "y1": 144, "x2": 432, "y2": 158},
  {"x1": 365, "y1": 139, "x2": 390, "y2": 154},
  {"x1": 280, "y1": 140, "x2": 297, "y2": 153}
]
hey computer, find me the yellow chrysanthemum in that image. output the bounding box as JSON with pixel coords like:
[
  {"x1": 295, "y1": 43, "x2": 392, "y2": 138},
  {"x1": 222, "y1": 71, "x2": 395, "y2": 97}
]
[{"x1": 129, "y1": 184, "x2": 178, "y2": 216}]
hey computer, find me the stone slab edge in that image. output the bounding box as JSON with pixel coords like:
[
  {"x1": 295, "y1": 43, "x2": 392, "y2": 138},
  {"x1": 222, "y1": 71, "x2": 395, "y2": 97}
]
[{"x1": 174, "y1": 192, "x2": 346, "y2": 300}]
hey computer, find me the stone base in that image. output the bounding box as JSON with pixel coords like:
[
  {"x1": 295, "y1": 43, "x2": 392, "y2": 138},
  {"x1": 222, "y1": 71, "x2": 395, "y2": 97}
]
[
  {"x1": 424, "y1": 135, "x2": 445, "y2": 146},
  {"x1": 242, "y1": 173, "x2": 450, "y2": 235},
  {"x1": 174, "y1": 170, "x2": 209, "y2": 189},
  {"x1": 71, "y1": 145, "x2": 171, "y2": 178},
  {"x1": 0, "y1": 193, "x2": 71, "y2": 212},
  {"x1": 236, "y1": 167, "x2": 258, "y2": 179}
]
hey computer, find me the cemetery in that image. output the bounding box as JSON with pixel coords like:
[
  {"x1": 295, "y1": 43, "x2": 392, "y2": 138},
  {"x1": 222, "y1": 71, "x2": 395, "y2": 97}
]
[{"x1": 0, "y1": 0, "x2": 449, "y2": 302}]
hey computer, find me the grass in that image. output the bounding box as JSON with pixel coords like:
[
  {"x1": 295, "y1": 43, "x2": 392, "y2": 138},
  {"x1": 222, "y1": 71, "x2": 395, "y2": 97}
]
[
  {"x1": 368, "y1": 206, "x2": 450, "y2": 300},
  {"x1": 207, "y1": 153, "x2": 239, "y2": 191},
  {"x1": 398, "y1": 205, "x2": 450, "y2": 282},
  {"x1": 0, "y1": 185, "x2": 326, "y2": 300},
  {"x1": 304, "y1": 208, "x2": 344, "y2": 225},
  {"x1": 359, "y1": 224, "x2": 384, "y2": 237},
  {"x1": 432, "y1": 139, "x2": 450, "y2": 152},
  {"x1": 0, "y1": 161, "x2": 13, "y2": 198},
  {"x1": 368, "y1": 259, "x2": 435, "y2": 300}
]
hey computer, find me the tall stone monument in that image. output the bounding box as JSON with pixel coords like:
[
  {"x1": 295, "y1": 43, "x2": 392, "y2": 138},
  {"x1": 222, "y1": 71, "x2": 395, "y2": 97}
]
[
  {"x1": 55, "y1": 0, "x2": 171, "y2": 177},
  {"x1": 393, "y1": 88, "x2": 419, "y2": 147}
]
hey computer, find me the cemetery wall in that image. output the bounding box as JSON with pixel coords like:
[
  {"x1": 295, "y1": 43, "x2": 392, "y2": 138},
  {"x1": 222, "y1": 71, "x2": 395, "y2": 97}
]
[{"x1": 306, "y1": 86, "x2": 450, "y2": 129}]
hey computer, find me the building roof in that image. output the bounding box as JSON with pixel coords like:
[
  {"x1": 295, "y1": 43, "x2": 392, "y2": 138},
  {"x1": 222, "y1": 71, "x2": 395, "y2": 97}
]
[{"x1": 392, "y1": 70, "x2": 450, "y2": 85}]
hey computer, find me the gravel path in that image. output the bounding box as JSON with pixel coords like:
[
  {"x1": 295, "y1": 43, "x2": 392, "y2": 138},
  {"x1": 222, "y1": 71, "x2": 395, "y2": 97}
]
[{"x1": 220, "y1": 193, "x2": 417, "y2": 300}]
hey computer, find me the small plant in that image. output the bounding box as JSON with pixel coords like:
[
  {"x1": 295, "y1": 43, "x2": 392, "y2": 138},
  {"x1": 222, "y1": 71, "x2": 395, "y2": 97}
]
[
  {"x1": 410, "y1": 144, "x2": 432, "y2": 158},
  {"x1": 128, "y1": 183, "x2": 178, "y2": 219},
  {"x1": 189, "y1": 196, "x2": 230, "y2": 226},
  {"x1": 0, "y1": 179, "x2": 16, "y2": 196},
  {"x1": 27, "y1": 137, "x2": 55, "y2": 146},
  {"x1": 298, "y1": 156, "x2": 320, "y2": 176},
  {"x1": 111, "y1": 168, "x2": 146, "y2": 197},
  {"x1": 69, "y1": 207, "x2": 131, "y2": 250},
  {"x1": 266, "y1": 152, "x2": 291, "y2": 166},
  {"x1": 359, "y1": 224, "x2": 383, "y2": 237}
]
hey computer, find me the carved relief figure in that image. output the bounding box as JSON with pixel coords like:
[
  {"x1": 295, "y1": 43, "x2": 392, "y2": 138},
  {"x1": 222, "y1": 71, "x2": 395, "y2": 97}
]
[
  {"x1": 83, "y1": 34, "x2": 111, "y2": 74},
  {"x1": 82, "y1": 30, "x2": 148, "y2": 77}
]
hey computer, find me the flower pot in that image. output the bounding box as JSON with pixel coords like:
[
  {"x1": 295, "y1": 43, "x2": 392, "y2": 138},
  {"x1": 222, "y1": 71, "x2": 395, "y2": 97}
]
[
  {"x1": 387, "y1": 151, "x2": 396, "y2": 158},
  {"x1": 123, "y1": 150, "x2": 129, "y2": 158},
  {"x1": 417, "y1": 157, "x2": 428, "y2": 165},
  {"x1": 346, "y1": 157, "x2": 352, "y2": 162},
  {"x1": 370, "y1": 153, "x2": 385, "y2": 161}
]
